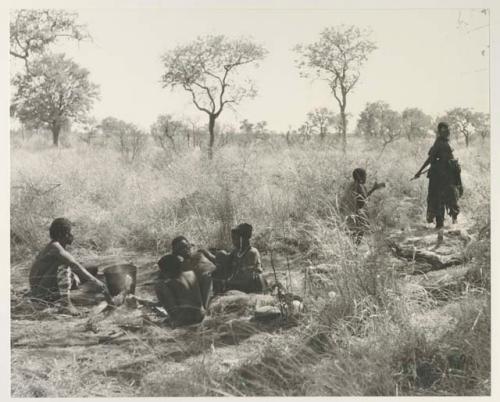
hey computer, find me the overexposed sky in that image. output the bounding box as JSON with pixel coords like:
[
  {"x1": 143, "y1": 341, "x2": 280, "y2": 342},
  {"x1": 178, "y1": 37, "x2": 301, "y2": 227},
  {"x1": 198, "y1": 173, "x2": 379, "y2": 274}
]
[{"x1": 11, "y1": 8, "x2": 489, "y2": 131}]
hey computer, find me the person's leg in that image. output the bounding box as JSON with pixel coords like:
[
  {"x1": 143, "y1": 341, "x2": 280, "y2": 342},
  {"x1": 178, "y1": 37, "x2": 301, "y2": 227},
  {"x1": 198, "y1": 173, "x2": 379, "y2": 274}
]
[
  {"x1": 446, "y1": 185, "x2": 460, "y2": 224},
  {"x1": 198, "y1": 272, "x2": 213, "y2": 309},
  {"x1": 56, "y1": 266, "x2": 80, "y2": 315},
  {"x1": 427, "y1": 178, "x2": 440, "y2": 225}
]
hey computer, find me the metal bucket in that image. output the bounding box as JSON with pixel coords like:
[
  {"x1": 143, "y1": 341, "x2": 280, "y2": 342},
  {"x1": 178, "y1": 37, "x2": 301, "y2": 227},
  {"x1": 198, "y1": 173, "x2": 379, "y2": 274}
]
[{"x1": 103, "y1": 264, "x2": 137, "y2": 296}]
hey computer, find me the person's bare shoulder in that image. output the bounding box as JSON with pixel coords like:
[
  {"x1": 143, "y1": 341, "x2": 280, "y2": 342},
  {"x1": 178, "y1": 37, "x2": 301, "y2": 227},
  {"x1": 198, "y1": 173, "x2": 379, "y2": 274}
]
[
  {"x1": 248, "y1": 247, "x2": 261, "y2": 256},
  {"x1": 44, "y1": 241, "x2": 64, "y2": 257}
]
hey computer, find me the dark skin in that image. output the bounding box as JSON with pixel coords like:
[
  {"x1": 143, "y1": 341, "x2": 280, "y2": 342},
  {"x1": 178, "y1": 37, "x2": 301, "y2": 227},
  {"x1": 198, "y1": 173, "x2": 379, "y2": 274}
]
[
  {"x1": 156, "y1": 270, "x2": 206, "y2": 326},
  {"x1": 172, "y1": 238, "x2": 212, "y2": 311},
  {"x1": 354, "y1": 171, "x2": 385, "y2": 203},
  {"x1": 414, "y1": 125, "x2": 450, "y2": 179},
  {"x1": 52, "y1": 229, "x2": 112, "y2": 314}
]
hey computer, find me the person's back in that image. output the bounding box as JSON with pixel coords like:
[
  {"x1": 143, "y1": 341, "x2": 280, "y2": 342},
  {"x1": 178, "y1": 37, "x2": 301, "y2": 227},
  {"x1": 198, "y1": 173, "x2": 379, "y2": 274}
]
[
  {"x1": 155, "y1": 252, "x2": 206, "y2": 326},
  {"x1": 30, "y1": 241, "x2": 69, "y2": 300}
]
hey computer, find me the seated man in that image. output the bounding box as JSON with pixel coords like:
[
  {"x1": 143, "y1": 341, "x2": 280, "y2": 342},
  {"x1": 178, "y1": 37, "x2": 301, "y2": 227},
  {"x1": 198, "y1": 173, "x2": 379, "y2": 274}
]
[
  {"x1": 203, "y1": 223, "x2": 266, "y2": 294},
  {"x1": 29, "y1": 218, "x2": 110, "y2": 315},
  {"x1": 340, "y1": 168, "x2": 385, "y2": 244},
  {"x1": 155, "y1": 253, "x2": 208, "y2": 326}
]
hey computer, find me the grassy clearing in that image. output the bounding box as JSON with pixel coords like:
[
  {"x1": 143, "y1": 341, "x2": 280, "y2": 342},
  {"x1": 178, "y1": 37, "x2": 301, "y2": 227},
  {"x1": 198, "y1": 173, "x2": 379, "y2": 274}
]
[{"x1": 10, "y1": 132, "x2": 490, "y2": 396}]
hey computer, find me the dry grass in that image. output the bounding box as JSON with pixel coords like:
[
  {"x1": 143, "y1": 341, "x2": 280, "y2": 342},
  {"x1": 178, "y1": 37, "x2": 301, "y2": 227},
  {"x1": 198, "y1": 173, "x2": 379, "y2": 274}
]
[{"x1": 10, "y1": 131, "x2": 490, "y2": 396}]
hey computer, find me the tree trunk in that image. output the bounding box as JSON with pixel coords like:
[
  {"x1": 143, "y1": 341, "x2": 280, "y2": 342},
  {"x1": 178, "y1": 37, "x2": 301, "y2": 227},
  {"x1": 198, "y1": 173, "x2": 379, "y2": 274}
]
[
  {"x1": 208, "y1": 114, "x2": 216, "y2": 159},
  {"x1": 464, "y1": 132, "x2": 470, "y2": 147},
  {"x1": 51, "y1": 124, "x2": 61, "y2": 147},
  {"x1": 340, "y1": 107, "x2": 347, "y2": 153}
]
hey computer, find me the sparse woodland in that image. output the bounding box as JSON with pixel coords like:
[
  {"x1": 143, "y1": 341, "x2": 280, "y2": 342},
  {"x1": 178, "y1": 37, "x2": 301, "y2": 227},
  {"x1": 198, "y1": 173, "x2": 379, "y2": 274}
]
[{"x1": 10, "y1": 8, "x2": 490, "y2": 398}]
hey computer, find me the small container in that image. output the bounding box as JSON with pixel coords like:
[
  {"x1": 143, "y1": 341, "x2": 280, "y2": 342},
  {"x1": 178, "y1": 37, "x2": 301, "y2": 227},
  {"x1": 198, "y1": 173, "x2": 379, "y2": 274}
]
[{"x1": 103, "y1": 264, "x2": 137, "y2": 296}]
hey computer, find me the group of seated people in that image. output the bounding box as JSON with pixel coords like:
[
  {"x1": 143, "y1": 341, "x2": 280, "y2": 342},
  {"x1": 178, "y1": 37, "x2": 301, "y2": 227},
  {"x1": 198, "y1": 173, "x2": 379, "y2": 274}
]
[
  {"x1": 28, "y1": 218, "x2": 266, "y2": 325},
  {"x1": 28, "y1": 167, "x2": 382, "y2": 324}
]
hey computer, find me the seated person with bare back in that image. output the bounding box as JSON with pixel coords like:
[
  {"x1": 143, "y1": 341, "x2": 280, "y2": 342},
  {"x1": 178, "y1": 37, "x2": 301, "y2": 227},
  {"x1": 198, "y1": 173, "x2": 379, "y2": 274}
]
[
  {"x1": 29, "y1": 218, "x2": 111, "y2": 315},
  {"x1": 155, "y1": 236, "x2": 212, "y2": 326},
  {"x1": 202, "y1": 223, "x2": 265, "y2": 294}
]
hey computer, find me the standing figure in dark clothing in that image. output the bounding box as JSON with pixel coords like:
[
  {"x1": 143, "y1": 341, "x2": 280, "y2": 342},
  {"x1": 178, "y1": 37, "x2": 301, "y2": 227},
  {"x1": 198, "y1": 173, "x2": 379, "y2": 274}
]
[{"x1": 413, "y1": 122, "x2": 463, "y2": 229}]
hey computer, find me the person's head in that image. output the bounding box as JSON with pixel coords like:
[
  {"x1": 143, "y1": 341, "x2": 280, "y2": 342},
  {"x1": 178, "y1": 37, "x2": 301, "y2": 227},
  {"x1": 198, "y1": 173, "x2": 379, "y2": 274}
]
[
  {"x1": 158, "y1": 254, "x2": 182, "y2": 279},
  {"x1": 353, "y1": 168, "x2": 367, "y2": 184},
  {"x1": 231, "y1": 223, "x2": 253, "y2": 249},
  {"x1": 171, "y1": 236, "x2": 192, "y2": 258},
  {"x1": 437, "y1": 122, "x2": 450, "y2": 140},
  {"x1": 49, "y1": 217, "x2": 73, "y2": 246}
]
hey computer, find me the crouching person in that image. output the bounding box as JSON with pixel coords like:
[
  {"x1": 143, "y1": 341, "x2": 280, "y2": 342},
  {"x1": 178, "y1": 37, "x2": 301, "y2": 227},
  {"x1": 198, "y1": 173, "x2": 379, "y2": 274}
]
[
  {"x1": 29, "y1": 218, "x2": 111, "y2": 315},
  {"x1": 155, "y1": 252, "x2": 210, "y2": 327}
]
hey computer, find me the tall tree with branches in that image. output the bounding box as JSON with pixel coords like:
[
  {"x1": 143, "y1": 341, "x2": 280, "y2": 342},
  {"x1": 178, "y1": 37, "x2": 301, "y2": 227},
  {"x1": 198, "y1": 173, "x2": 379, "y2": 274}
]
[
  {"x1": 10, "y1": 9, "x2": 90, "y2": 74},
  {"x1": 295, "y1": 25, "x2": 376, "y2": 152},
  {"x1": 443, "y1": 108, "x2": 489, "y2": 147},
  {"x1": 160, "y1": 35, "x2": 267, "y2": 158},
  {"x1": 13, "y1": 54, "x2": 99, "y2": 146}
]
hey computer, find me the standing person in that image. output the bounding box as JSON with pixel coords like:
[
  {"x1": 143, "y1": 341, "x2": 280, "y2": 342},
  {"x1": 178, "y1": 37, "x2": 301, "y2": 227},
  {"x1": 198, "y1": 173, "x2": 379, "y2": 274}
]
[
  {"x1": 340, "y1": 168, "x2": 385, "y2": 244},
  {"x1": 29, "y1": 218, "x2": 111, "y2": 315},
  {"x1": 413, "y1": 122, "x2": 463, "y2": 229}
]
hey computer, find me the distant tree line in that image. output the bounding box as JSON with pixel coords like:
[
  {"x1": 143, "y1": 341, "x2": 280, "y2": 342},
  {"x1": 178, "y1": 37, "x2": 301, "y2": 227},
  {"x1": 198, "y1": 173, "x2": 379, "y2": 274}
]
[{"x1": 10, "y1": 9, "x2": 490, "y2": 156}]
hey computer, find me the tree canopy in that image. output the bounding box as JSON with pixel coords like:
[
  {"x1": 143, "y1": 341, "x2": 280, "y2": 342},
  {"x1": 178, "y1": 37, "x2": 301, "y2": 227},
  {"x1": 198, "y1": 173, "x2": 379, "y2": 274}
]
[
  {"x1": 12, "y1": 53, "x2": 99, "y2": 146},
  {"x1": 10, "y1": 9, "x2": 90, "y2": 73},
  {"x1": 161, "y1": 35, "x2": 267, "y2": 157},
  {"x1": 295, "y1": 25, "x2": 377, "y2": 151},
  {"x1": 442, "y1": 108, "x2": 489, "y2": 147},
  {"x1": 356, "y1": 101, "x2": 402, "y2": 149}
]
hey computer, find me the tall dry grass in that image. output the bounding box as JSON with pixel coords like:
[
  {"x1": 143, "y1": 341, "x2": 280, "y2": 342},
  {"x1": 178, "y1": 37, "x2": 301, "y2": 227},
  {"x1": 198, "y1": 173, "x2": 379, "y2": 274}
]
[{"x1": 10, "y1": 130, "x2": 490, "y2": 396}]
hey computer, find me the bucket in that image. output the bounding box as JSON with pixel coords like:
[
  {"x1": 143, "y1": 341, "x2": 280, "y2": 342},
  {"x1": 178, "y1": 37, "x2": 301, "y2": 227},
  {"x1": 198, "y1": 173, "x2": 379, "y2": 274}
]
[
  {"x1": 78, "y1": 264, "x2": 99, "y2": 283},
  {"x1": 103, "y1": 264, "x2": 137, "y2": 296}
]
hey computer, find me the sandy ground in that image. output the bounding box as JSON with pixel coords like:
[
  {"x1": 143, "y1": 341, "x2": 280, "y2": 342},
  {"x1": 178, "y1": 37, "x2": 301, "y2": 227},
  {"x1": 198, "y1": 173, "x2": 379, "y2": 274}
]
[{"x1": 10, "y1": 221, "x2": 476, "y2": 397}]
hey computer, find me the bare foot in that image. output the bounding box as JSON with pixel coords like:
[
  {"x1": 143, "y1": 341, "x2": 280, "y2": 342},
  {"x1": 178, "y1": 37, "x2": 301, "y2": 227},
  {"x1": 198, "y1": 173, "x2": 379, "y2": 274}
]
[{"x1": 60, "y1": 304, "x2": 82, "y2": 316}]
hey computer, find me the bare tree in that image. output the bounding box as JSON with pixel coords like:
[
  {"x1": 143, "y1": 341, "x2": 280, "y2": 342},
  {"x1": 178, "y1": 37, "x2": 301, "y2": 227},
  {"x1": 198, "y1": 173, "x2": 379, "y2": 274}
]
[
  {"x1": 295, "y1": 25, "x2": 376, "y2": 152},
  {"x1": 161, "y1": 35, "x2": 267, "y2": 159}
]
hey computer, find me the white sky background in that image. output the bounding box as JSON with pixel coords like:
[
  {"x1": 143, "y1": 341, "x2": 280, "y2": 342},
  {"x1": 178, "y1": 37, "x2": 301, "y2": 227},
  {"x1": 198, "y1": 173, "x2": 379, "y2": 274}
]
[{"x1": 11, "y1": 8, "x2": 490, "y2": 132}]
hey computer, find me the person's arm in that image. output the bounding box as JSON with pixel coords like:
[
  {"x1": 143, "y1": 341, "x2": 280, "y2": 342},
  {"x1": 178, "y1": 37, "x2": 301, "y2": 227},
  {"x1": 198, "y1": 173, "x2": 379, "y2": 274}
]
[
  {"x1": 367, "y1": 182, "x2": 386, "y2": 197},
  {"x1": 248, "y1": 249, "x2": 263, "y2": 273},
  {"x1": 414, "y1": 156, "x2": 431, "y2": 179},
  {"x1": 354, "y1": 183, "x2": 367, "y2": 211},
  {"x1": 54, "y1": 244, "x2": 110, "y2": 296},
  {"x1": 198, "y1": 248, "x2": 216, "y2": 264},
  {"x1": 157, "y1": 281, "x2": 180, "y2": 320},
  {"x1": 414, "y1": 143, "x2": 437, "y2": 179}
]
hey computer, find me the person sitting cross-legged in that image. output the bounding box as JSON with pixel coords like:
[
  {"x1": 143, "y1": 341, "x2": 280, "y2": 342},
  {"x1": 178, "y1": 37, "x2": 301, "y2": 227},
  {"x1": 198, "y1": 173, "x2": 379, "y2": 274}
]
[
  {"x1": 202, "y1": 223, "x2": 266, "y2": 294},
  {"x1": 29, "y1": 218, "x2": 111, "y2": 315}
]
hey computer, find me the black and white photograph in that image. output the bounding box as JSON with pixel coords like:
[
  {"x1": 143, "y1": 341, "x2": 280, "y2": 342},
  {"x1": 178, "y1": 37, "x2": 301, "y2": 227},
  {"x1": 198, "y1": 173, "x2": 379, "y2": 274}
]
[{"x1": 4, "y1": 0, "x2": 497, "y2": 398}]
